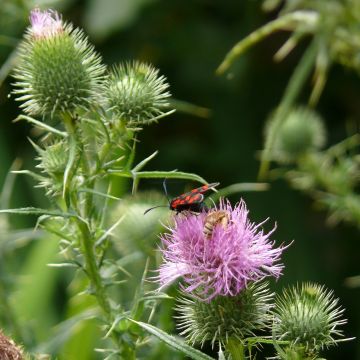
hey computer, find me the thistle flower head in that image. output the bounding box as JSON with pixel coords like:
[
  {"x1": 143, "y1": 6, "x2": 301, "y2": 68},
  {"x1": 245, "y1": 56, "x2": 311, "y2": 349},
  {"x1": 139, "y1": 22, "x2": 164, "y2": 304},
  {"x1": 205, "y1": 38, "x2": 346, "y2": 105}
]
[
  {"x1": 12, "y1": 8, "x2": 106, "y2": 118},
  {"x1": 158, "y1": 199, "x2": 286, "y2": 300},
  {"x1": 29, "y1": 8, "x2": 63, "y2": 38},
  {"x1": 106, "y1": 61, "x2": 171, "y2": 125},
  {"x1": 176, "y1": 281, "x2": 273, "y2": 347},
  {"x1": 272, "y1": 282, "x2": 348, "y2": 355}
]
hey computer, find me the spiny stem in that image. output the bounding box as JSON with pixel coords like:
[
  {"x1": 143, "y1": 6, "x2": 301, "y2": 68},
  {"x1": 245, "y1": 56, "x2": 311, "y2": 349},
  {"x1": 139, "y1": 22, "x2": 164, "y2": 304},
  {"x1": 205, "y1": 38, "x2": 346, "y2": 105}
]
[{"x1": 61, "y1": 113, "x2": 126, "y2": 351}]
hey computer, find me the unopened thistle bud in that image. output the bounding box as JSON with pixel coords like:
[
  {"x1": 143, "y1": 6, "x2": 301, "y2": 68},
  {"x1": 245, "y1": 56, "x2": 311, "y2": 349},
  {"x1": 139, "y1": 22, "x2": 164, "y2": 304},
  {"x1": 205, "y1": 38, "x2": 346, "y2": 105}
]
[
  {"x1": 106, "y1": 61, "x2": 171, "y2": 125},
  {"x1": 37, "y1": 140, "x2": 68, "y2": 175},
  {"x1": 267, "y1": 107, "x2": 326, "y2": 162},
  {"x1": 176, "y1": 281, "x2": 273, "y2": 348},
  {"x1": 34, "y1": 140, "x2": 69, "y2": 196},
  {"x1": 12, "y1": 8, "x2": 105, "y2": 118},
  {"x1": 272, "y1": 282, "x2": 347, "y2": 357}
]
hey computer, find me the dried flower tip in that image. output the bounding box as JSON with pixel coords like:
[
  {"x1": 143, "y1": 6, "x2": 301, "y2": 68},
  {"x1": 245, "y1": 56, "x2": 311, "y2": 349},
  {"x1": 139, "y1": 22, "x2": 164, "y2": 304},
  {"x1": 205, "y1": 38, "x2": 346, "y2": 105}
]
[
  {"x1": 0, "y1": 330, "x2": 23, "y2": 360},
  {"x1": 272, "y1": 282, "x2": 348, "y2": 356},
  {"x1": 176, "y1": 281, "x2": 273, "y2": 348},
  {"x1": 158, "y1": 199, "x2": 286, "y2": 300},
  {"x1": 30, "y1": 8, "x2": 63, "y2": 38}
]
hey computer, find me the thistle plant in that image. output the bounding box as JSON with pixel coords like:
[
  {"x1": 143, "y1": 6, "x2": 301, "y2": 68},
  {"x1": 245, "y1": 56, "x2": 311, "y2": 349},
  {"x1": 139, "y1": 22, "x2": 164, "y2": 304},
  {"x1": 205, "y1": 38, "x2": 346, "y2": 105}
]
[
  {"x1": 272, "y1": 283, "x2": 348, "y2": 359},
  {"x1": 4, "y1": 8, "x2": 205, "y2": 359},
  {"x1": 0, "y1": 6, "x2": 354, "y2": 360}
]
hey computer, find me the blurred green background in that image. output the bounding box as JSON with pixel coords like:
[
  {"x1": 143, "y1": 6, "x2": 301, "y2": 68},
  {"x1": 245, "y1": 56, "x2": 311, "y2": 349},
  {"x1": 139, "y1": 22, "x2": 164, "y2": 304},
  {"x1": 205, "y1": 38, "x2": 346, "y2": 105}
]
[{"x1": 0, "y1": 0, "x2": 359, "y2": 359}]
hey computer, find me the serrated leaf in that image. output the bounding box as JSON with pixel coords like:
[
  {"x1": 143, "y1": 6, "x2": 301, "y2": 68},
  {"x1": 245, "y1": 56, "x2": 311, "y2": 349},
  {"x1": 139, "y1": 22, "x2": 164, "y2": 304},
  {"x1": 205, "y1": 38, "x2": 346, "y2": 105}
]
[{"x1": 128, "y1": 319, "x2": 215, "y2": 360}]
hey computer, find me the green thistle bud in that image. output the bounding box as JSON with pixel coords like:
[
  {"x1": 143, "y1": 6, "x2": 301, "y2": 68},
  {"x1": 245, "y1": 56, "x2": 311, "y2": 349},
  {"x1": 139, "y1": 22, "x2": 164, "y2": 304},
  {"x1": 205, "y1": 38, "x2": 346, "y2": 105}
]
[
  {"x1": 32, "y1": 140, "x2": 69, "y2": 196},
  {"x1": 37, "y1": 140, "x2": 68, "y2": 175},
  {"x1": 12, "y1": 8, "x2": 105, "y2": 118},
  {"x1": 106, "y1": 61, "x2": 171, "y2": 125},
  {"x1": 267, "y1": 107, "x2": 326, "y2": 163},
  {"x1": 176, "y1": 281, "x2": 273, "y2": 348},
  {"x1": 272, "y1": 282, "x2": 347, "y2": 357}
]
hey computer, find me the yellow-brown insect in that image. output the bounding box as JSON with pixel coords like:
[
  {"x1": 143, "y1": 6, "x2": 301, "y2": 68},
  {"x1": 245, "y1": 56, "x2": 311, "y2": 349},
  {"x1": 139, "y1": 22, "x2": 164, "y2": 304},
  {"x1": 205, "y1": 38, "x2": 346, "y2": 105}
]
[{"x1": 203, "y1": 210, "x2": 230, "y2": 239}]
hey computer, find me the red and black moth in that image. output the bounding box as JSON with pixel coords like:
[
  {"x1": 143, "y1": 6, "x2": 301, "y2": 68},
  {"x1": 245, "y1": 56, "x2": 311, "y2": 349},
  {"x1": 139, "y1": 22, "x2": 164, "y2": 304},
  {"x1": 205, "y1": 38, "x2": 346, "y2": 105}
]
[{"x1": 144, "y1": 182, "x2": 220, "y2": 214}]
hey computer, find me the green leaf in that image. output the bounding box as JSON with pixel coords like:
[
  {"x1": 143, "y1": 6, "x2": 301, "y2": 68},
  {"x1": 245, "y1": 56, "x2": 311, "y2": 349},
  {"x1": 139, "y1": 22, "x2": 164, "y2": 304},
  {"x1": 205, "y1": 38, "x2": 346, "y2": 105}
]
[
  {"x1": 128, "y1": 319, "x2": 215, "y2": 360},
  {"x1": 169, "y1": 98, "x2": 211, "y2": 119},
  {"x1": 216, "y1": 11, "x2": 318, "y2": 75},
  {"x1": 14, "y1": 115, "x2": 67, "y2": 137},
  {"x1": 0, "y1": 207, "x2": 76, "y2": 218},
  {"x1": 132, "y1": 151, "x2": 159, "y2": 172},
  {"x1": 109, "y1": 169, "x2": 207, "y2": 184}
]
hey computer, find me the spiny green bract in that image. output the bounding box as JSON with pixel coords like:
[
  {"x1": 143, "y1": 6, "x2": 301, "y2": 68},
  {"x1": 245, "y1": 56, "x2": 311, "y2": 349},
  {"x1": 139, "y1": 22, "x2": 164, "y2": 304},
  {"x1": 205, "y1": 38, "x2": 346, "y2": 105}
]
[
  {"x1": 13, "y1": 24, "x2": 105, "y2": 118},
  {"x1": 176, "y1": 281, "x2": 273, "y2": 348},
  {"x1": 106, "y1": 62, "x2": 171, "y2": 125},
  {"x1": 272, "y1": 282, "x2": 346, "y2": 355}
]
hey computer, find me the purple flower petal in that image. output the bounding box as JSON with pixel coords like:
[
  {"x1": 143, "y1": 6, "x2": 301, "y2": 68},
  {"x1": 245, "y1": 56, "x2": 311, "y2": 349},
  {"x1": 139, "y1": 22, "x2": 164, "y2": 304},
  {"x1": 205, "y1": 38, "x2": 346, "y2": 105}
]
[
  {"x1": 29, "y1": 8, "x2": 63, "y2": 38},
  {"x1": 157, "y1": 199, "x2": 288, "y2": 300}
]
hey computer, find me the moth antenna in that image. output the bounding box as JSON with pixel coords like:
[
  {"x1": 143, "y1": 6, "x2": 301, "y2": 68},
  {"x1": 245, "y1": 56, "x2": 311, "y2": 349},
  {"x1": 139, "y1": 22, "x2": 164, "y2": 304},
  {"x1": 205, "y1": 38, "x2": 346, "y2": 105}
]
[
  {"x1": 144, "y1": 205, "x2": 168, "y2": 215},
  {"x1": 163, "y1": 178, "x2": 171, "y2": 205}
]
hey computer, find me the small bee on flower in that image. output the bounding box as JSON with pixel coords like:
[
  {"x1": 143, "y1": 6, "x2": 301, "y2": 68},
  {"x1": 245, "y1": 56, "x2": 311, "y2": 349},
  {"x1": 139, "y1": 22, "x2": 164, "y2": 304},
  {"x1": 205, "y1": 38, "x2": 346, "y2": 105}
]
[{"x1": 203, "y1": 209, "x2": 230, "y2": 239}]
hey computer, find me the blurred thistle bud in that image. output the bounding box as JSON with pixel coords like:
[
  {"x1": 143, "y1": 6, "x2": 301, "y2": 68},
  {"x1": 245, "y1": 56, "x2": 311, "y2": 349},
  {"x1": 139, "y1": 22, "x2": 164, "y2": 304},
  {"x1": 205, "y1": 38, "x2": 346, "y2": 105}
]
[
  {"x1": 12, "y1": 8, "x2": 105, "y2": 118},
  {"x1": 176, "y1": 281, "x2": 273, "y2": 348},
  {"x1": 272, "y1": 282, "x2": 348, "y2": 357},
  {"x1": 106, "y1": 61, "x2": 172, "y2": 125},
  {"x1": 110, "y1": 192, "x2": 169, "y2": 256},
  {"x1": 266, "y1": 107, "x2": 327, "y2": 163},
  {"x1": 0, "y1": 330, "x2": 23, "y2": 360}
]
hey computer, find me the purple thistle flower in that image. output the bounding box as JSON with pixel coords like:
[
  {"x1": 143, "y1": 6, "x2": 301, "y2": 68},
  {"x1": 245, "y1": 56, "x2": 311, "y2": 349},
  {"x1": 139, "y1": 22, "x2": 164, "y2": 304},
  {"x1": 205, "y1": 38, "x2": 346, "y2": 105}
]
[
  {"x1": 29, "y1": 8, "x2": 63, "y2": 38},
  {"x1": 158, "y1": 199, "x2": 287, "y2": 301}
]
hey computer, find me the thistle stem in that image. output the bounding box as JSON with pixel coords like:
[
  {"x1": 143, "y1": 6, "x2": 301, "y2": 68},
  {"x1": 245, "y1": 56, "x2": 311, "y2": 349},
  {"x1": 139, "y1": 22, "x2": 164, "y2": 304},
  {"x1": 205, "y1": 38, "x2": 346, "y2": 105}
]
[{"x1": 61, "y1": 113, "x2": 126, "y2": 352}]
